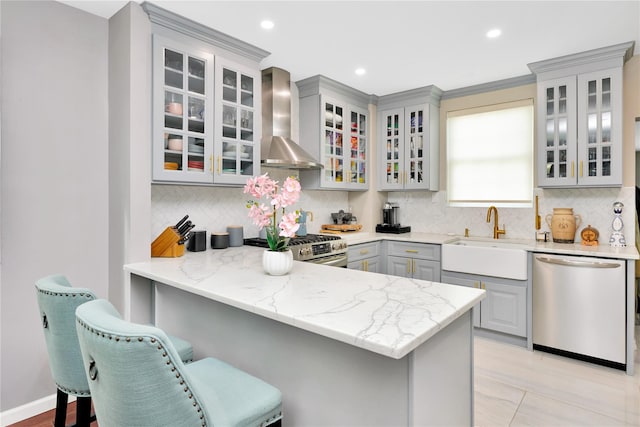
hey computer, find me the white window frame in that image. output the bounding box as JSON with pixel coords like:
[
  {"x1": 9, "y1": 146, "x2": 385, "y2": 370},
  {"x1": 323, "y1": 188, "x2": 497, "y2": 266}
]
[{"x1": 446, "y1": 99, "x2": 534, "y2": 208}]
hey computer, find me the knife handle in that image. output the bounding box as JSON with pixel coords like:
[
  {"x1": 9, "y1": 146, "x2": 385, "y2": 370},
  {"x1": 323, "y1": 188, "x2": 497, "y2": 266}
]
[
  {"x1": 175, "y1": 214, "x2": 189, "y2": 229},
  {"x1": 177, "y1": 220, "x2": 192, "y2": 235}
]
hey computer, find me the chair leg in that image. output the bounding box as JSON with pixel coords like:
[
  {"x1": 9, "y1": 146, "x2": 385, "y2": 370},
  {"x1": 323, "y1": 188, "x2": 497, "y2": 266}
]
[
  {"x1": 54, "y1": 389, "x2": 68, "y2": 427},
  {"x1": 75, "y1": 396, "x2": 92, "y2": 427}
]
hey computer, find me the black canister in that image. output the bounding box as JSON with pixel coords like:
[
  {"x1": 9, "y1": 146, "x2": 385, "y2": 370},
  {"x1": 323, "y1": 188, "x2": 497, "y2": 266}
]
[
  {"x1": 187, "y1": 230, "x2": 207, "y2": 252},
  {"x1": 211, "y1": 232, "x2": 230, "y2": 249}
]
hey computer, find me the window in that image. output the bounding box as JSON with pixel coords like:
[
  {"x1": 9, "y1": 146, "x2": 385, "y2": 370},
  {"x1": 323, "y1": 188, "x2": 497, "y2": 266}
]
[{"x1": 446, "y1": 100, "x2": 534, "y2": 207}]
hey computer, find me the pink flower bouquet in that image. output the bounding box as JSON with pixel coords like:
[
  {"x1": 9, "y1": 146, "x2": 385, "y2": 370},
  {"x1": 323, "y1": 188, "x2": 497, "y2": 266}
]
[{"x1": 244, "y1": 173, "x2": 301, "y2": 252}]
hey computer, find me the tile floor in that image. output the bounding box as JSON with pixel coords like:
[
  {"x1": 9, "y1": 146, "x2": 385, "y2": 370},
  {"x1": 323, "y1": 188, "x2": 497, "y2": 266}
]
[{"x1": 474, "y1": 326, "x2": 640, "y2": 426}]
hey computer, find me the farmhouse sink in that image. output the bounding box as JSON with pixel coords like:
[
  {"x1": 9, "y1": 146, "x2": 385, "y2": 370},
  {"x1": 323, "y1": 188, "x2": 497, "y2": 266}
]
[{"x1": 441, "y1": 238, "x2": 529, "y2": 280}]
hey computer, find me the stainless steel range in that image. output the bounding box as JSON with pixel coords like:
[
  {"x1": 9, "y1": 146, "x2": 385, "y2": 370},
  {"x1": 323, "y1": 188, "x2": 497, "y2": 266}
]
[{"x1": 244, "y1": 234, "x2": 348, "y2": 267}]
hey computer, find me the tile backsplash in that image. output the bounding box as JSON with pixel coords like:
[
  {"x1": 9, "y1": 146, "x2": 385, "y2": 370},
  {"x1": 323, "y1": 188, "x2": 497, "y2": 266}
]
[
  {"x1": 152, "y1": 169, "x2": 635, "y2": 247},
  {"x1": 151, "y1": 170, "x2": 349, "y2": 241},
  {"x1": 388, "y1": 186, "x2": 635, "y2": 244}
]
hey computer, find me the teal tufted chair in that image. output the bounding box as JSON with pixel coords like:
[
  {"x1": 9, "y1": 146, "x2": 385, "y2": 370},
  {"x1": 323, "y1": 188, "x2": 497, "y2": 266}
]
[
  {"x1": 75, "y1": 299, "x2": 283, "y2": 427},
  {"x1": 35, "y1": 275, "x2": 97, "y2": 427},
  {"x1": 36, "y1": 275, "x2": 195, "y2": 427}
]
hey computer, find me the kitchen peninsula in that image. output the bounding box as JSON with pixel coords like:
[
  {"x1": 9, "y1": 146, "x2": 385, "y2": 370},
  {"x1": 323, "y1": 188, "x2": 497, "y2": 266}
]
[{"x1": 124, "y1": 245, "x2": 485, "y2": 426}]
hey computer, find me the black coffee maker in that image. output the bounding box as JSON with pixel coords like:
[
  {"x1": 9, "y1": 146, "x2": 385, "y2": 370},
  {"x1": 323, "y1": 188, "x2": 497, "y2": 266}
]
[{"x1": 376, "y1": 202, "x2": 411, "y2": 234}]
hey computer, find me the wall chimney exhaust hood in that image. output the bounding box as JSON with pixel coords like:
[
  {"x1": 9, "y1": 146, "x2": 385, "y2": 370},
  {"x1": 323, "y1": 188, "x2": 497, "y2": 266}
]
[{"x1": 261, "y1": 67, "x2": 322, "y2": 169}]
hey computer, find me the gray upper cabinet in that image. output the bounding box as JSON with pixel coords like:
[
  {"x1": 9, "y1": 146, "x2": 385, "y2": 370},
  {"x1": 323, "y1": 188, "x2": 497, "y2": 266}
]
[
  {"x1": 214, "y1": 58, "x2": 261, "y2": 185},
  {"x1": 528, "y1": 41, "x2": 634, "y2": 188},
  {"x1": 152, "y1": 35, "x2": 214, "y2": 183},
  {"x1": 297, "y1": 76, "x2": 370, "y2": 191},
  {"x1": 377, "y1": 86, "x2": 442, "y2": 191},
  {"x1": 145, "y1": 3, "x2": 269, "y2": 186}
]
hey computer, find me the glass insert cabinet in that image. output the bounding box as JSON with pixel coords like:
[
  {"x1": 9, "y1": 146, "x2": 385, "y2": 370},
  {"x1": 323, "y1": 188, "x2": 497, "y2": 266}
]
[
  {"x1": 377, "y1": 86, "x2": 441, "y2": 192},
  {"x1": 379, "y1": 106, "x2": 431, "y2": 190},
  {"x1": 214, "y1": 58, "x2": 260, "y2": 185},
  {"x1": 151, "y1": 34, "x2": 261, "y2": 185},
  {"x1": 297, "y1": 76, "x2": 370, "y2": 191},
  {"x1": 537, "y1": 70, "x2": 622, "y2": 187},
  {"x1": 322, "y1": 100, "x2": 367, "y2": 186},
  {"x1": 153, "y1": 38, "x2": 214, "y2": 184},
  {"x1": 529, "y1": 41, "x2": 632, "y2": 188}
]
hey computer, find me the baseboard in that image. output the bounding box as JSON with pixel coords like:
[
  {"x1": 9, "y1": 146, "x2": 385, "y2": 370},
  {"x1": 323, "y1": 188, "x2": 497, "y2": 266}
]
[{"x1": 0, "y1": 393, "x2": 75, "y2": 426}]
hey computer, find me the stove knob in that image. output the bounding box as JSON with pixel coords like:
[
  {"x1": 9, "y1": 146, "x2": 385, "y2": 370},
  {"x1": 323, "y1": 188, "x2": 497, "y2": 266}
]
[{"x1": 298, "y1": 248, "x2": 304, "y2": 257}]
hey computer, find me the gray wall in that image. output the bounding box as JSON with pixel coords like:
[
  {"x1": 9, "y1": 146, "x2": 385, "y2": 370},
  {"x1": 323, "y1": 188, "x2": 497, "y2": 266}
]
[{"x1": 1, "y1": 0, "x2": 109, "y2": 411}]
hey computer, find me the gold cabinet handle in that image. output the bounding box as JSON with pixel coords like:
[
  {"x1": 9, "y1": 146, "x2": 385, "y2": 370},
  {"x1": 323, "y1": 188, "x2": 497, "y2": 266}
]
[
  {"x1": 481, "y1": 283, "x2": 486, "y2": 290},
  {"x1": 405, "y1": 249, "x2": 419, "y2": 254},
  {"x1": 412, "y1": 259, "x2": 416, "y2": 274},
  {"x1": 210, "y1": 155, "x2": 214, "y2": 173},
  {"x1": 404, "y1": 171, "x2": 407, "y2": 185},
  {"x1": 217, "y1": 156, "x2": 221, "y2": 174},
  {"x1": 364, "y1": 260, "x2": 368, "y2": 271},
  {"x1": 474, "y1": 281, "x2": 480, "y2": 289},
  {"x1": 407, "y1": 259, "x2": 411, "y2": 274},
  {"x1": 359, "y1": 249, "x2": 369, "y2": 255},
  {"x1": 571, "y1": 161, "x2": 575, "y2": 177},
  {"x1": 580, "y1": 161, "x2": 583, "y2": 177}
]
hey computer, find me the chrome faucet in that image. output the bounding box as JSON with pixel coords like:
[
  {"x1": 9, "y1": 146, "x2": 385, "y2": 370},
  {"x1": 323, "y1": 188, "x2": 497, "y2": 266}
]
[{"x1": 486, "y1": 206, "x2": 506, "y2": 239}]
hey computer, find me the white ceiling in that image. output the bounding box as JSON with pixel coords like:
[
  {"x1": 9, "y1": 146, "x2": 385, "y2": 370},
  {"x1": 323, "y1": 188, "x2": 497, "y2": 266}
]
[{"x1": 61, "y1": 0, "x2": 640, "y2": 95}]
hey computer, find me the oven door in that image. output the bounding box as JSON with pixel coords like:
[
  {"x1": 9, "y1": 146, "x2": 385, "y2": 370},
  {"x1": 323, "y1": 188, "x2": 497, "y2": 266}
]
[{"x1": 305, "y1": 253, "x2": 348, "y2": 268}]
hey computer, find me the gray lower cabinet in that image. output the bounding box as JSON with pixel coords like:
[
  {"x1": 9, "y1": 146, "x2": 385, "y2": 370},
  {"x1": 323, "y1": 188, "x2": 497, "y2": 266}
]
[
  {"x1": 347, "y1": 242, "x2": 383, "y2": 273},
  {"x1": 441, "y1": 271, "x2": 527, "y2": 337},
  {"x1": 386, "y1": 241, "x2": 440, "y2": 282}
]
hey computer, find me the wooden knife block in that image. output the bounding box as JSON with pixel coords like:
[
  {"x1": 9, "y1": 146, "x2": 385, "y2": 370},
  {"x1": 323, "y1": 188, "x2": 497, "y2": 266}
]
[{"x1": 151, "y1": 227, "x2": 185, "y2": 258}]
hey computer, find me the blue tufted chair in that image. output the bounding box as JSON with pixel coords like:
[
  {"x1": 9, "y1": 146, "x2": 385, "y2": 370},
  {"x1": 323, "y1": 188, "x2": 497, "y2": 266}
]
[
  {"x1": 35, "y1": 275, "x2": 96, "y2": 427},
  {"x1": 35, "y1": 275, "x2": 194, "y2": 427},
  {"x1": 75, "y1": 299, "x2": 283, "y2": 427}
]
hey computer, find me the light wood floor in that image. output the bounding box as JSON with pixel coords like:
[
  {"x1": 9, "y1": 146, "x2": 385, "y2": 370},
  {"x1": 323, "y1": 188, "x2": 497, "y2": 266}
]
[
  {"x1": 474, "y1": 326, "x2": 640, "y2": 426},
  {"x1": 10, "y1": 328, "x2": 639, "y2": 427}
]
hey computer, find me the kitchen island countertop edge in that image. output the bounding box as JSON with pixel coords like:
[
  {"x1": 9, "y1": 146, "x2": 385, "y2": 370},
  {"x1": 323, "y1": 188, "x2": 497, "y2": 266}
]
[{"x1": 124, "y1": 246, "x2": 485, "y2": 359}]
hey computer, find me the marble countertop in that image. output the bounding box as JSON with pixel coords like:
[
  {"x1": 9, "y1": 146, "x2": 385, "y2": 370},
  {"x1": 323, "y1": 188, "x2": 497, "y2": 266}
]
[
  {"x1": 124, "y1": 246, "x2": 485, "y2": 359},
  {"x1": 337, "y1": 232, "x2": 639, "y2": 260}
]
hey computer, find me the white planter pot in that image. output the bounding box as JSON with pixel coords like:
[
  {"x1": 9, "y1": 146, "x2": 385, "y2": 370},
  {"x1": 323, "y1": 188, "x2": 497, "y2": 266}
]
[{"x1": 262, "y1": 249, "x2": 293, "y2": 276}]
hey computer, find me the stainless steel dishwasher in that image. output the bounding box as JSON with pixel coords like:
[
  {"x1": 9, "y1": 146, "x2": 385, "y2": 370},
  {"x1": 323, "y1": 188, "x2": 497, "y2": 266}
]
[{"x1": 533, "y1": 254, "x2": 626, "y2": 369}]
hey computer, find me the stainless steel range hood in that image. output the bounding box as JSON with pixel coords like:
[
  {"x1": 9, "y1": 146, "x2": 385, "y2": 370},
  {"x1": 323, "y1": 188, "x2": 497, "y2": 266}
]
[{"x1": 261, "y1": 67, "x2": 322, "y2": 169}]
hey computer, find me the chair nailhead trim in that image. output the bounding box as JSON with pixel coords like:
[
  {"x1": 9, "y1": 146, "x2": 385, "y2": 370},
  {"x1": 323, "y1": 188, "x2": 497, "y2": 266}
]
[
  {"x1": 36, "y1": 288, "x2": 94, "y2": 299},
  {"x1": 76, "y1": 319, "x2": 208, "y2": 426}
]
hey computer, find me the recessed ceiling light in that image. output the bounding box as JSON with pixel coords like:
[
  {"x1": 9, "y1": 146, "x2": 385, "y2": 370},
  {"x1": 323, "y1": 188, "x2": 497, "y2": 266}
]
[
  {"x1": 261, "y1": 20, "x2": 274, "y2": 30},
  {"x1": 355, "y1": 68, "x2": 366, "y2": 76},
  {"x1": 486, "y1": 28, "x2": 502, "y2": 39}
]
